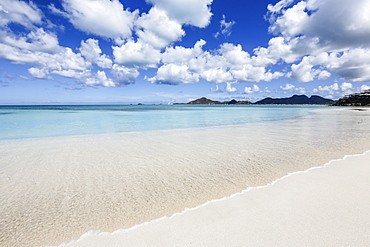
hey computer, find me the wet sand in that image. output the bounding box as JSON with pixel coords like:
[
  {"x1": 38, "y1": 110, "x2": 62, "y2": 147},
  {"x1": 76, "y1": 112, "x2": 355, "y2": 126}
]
[{"x1": 62, "y1": 151, "x2": 370, "y2": 247}]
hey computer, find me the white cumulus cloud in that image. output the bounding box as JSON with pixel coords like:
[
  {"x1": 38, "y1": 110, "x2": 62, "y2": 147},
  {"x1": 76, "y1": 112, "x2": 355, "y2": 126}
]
[
  {"x1": 225, "y1": 82, "x2": 237, "y2": 93},
  {"x1": 79, "y1": 39, "x2": 112, "y2": 69},
  {"x1": 161, "y1": 40, "x2": 206, "y2": 64},
  {"x1": 2, "y1": 0, "x2": 370, "y2": 91},
  {"x1": 83, "y1": 71, "x2": 116, "y2": 87},
  {"x1": 111, "y1": 64, "x2": 139, "y2": 85},
  {"x1": 280, "y1": 83, "x2": 295, "y2": 91},
  {"x1": 313, "y1": 82, "x2": 353, "y2": 95},
  {"x1": 136, "y1": 7, "x2": 185, "y2": 49},
  {"x1": 146, "y1": 0, "x2": 213, "y2": 28},
  {"x1": 148, "y1": 64, "x2": 199, "y2": 84},
  {"x1": 113, "y1": 40, "x2": 161, "y2": 68},
  {"x1": 265, "y1": 0, "x2": 370, "y2": 82},
  {"x1": 244, "y1": 84, "x2": 260, "y2": 94},
  {"x1": 55, "y1": 0, "x2": 137, "y2": 41},
  {"x1": 340, "y1": 82, "x2": 353, "y2": 92},
  {"x1": 28, "y1": 67, "x2": 51, "y2": 79},
  {"x1": 201, "y1": 69, "x2": 233, "y2": 84},
  {"x1": 280, "y1": 83, "x2": 306, "y2": 94}
]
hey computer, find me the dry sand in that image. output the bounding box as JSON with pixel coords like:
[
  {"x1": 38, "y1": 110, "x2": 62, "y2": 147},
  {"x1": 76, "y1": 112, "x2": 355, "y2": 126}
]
[{"x1": 61, "y1": 151, "x2": 370, "y2": 247}]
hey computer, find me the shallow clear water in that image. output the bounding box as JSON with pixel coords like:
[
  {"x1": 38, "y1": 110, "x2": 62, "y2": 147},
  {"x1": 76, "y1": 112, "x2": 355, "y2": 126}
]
[
  {"x1": 1, "y1": 106, "x2": 370, "y2": 247},
  {"x1": 0, "y1": 105, "x2": 318, "y2": 140}
]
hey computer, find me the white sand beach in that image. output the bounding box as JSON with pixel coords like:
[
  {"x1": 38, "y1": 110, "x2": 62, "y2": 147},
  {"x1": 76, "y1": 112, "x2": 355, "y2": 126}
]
[
  {"x1": 62, "y1": 151, "x2": 370, "y2": 247},
  {"x1": 1, "y1": 108, "x2": 370, "y2": 247}
]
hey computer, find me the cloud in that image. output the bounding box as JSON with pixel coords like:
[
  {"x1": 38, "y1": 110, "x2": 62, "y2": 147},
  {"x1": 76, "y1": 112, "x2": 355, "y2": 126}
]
[
  {"x1": 313, "y1": 83, "x2": 339, "y2": 94},
  {"x1": 0, "y1": 1, "x2": 94, "y2": 83},
  {"x1": 264, "y1": 0, "x2": 370, "y2": 82},
  {"x1": 318, "y1": 70, "x2": 331, "y2": 80},
  {"x1": 51, "y1": 69, "x2": 90, "y2": 80},
  {"x1": 0, "y1": 0, "x2": 42, "y2": 27},
  {"x1": 360, "y1": 85, "x2": 370, "y2": 92},
  {"x1": 0, "y1": 28, "x2": 61, "y2": 54},
  {"x1": 312, "y1": 82, "x2": 353, "y2": 95},
  {"x1": 288, "y1": 56, "x2": 319, "y2": 82},
  {"x1": 214, "y1": 15, "x2": 235, "y2": 38},
  {"x1": 19, "y1": 75, "x2": 32, "y2": 80},
  {"x1": 55, "y1": 0, "x2": 137, "y2": 41},
  {"x1": 340, "y1": 82, "x2": 353, "y2": 92},
  {"x1": 2, "y1": 0, "x2": 370, "y2": 92},
  {"x1": 244, "y1": 84, "x2": 260, "y2": 94},
  {"x1": 113, "y1": 40, "x2": 161, "y2": 68},
  {"x1": 184, "y1": 42, "x2": 283, "y2": 84},
  {"x1": 285, "y1": 48, "x2": 370, "y2": 83},
  {"x1": 148, "y1": 64, "x2": 199, "y2": 84},
  {"x1": 225, "y1": 82, "x2": 237, "y2": 93},
  {"x1": 0, "y1": 0, "x2": 214, "y2": 88},
  {"x1": 280, "y1": 83, "x2": 295, "y2": 91},
  {"x1": 268, "y1": 1, "x2": 310, "y2": 38},
  {"x1": 210, "y1": 84, "x2": 223, "y2": 93},
  {"x1": 267, "y1": 0, "x2": 295, "y2": 14},
  {"x1": 201, "y1": 69, "x2": 233, "y2": 84},
  {"x1": 0, "y1": 0, "x2": 287, "y2": 89},
  {"x1": 28, "y1": 67, "x2": 52, "y2": 79},
  {"x1": 0, "y1": 35, "x2": 123, "y2": 87},
  {"x1": 146, "y1": 0, "x2": 213, "y2": 28},
  {"x1": 0, "y1": 42, "x2": 87, "y2": 71},
  {"x1": 111, "y1": 64, "x2": 139, "y2": 85},
  {"x1": 136, "y1": 7, "x2": 185, "y2": 49},
  {"x1": 280, "y1": 83, "x2": 306, "y2": 94},
  {"x1": 3, "y1": 73, "x2": 14, "y2": 79},
  {"x1": 65, "y1": 87, "x2": 83, "y2": 90},
  {"x1": 79, "y1": 39, "x2": 112, "y2": 69},
  {"x1": 324, "y1": 49, "x2": 370, "y2": 82},
  {"x1": 267, "y1": 0, "x2": 370, "y2": 50},
  {"x1": 161, "y1": 39, "x2": 206, "y2": 64},
  {"x1": 81, "y1": 71, "x2": 116, "y2": 87},
  {"x1": 218, "y1": 43, "x2": 250, "y2": 65}
]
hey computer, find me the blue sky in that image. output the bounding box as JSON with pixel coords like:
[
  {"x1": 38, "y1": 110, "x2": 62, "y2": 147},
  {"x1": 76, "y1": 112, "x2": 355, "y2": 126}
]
[{"x1": 1, "y1": 0, "x2": 370, "y2": 104}]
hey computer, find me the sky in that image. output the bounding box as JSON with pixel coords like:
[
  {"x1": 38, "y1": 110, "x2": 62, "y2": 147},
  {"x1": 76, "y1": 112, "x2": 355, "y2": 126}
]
[{"x1": 1, "y1": 0, "x2": 370, "y2": 104}]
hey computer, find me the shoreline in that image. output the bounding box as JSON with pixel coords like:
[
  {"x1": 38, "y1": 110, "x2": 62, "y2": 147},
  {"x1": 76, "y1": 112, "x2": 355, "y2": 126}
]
[
  {"x1": 58, "y1": 150, "x2": 370, "y2": 247},
  {"x1": 1, "y1": 107, "x2": 370, "y2": 247}
]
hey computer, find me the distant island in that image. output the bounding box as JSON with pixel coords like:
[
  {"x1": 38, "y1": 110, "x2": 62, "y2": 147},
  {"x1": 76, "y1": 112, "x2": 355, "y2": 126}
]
[
  {"x1": 255, "y1": 95, "x2": 334, "y2": 104},
  {"x1": 175, "y1": 95, "x2": 334, "y2": 105},
  {"x1": 176, "y1": 97, "x2": 252, "y2": 105},
  {"x1": 331, "y1": 90, "x2": 370, "y2": 106}
]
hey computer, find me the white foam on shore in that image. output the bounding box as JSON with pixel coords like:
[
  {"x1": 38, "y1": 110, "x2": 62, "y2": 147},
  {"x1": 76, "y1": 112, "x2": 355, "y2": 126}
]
[{"x1": 56, "y1": 149, "x2": 370, "y2": 247}]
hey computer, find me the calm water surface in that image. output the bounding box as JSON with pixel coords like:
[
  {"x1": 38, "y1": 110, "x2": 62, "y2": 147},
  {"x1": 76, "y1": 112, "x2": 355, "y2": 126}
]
[{"x1": 0, "y1": 105, "x2": 321, "y2": 139}]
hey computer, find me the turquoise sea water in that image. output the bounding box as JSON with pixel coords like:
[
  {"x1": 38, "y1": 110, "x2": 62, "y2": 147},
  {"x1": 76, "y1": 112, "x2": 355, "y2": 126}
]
[
  {"x1": 2, "y1": 105, "x2": 370, "y2": 247},
  {"x1": 0, "y1": 105, "x2": 323, "y2": 140}
]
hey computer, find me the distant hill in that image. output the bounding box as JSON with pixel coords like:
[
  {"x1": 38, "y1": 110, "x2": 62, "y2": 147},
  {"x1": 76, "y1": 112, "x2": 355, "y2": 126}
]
[
  {"x1": 255, "y1": 95, "x2": 334, "y2": 105},
  {"x1": 187, "y1": 97, "x2": 223, "y2": 104},
  {"x1": 332, "y1": 90, "x2": 370, "y2": 106},
  {"x1": 184, "y1": 97, "x2": 252, "y2": 105},
  {"x1": 229, "y1": 99, "x2": 253, "y2": 105},
  {"x1": 176, "y1": 95, "x2": 333, "y2": 105}
]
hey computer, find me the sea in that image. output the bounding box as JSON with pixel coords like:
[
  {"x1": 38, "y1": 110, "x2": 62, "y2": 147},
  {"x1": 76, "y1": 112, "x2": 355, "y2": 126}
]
[
  {"x1": 0, "y1": 104, "x2": 318, "y2": 140},
  {"x1": 0, "y1": 105, "x2": 369, "y2": 246}
]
